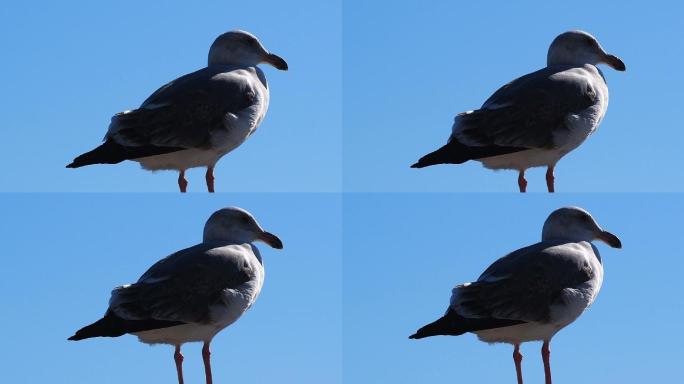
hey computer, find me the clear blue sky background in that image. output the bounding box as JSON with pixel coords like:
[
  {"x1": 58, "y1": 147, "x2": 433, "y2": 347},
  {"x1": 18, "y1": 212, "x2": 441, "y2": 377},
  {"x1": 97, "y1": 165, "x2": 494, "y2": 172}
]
[
  {"x1": 344, "y1": 194, "x2": 684, "y2": 383},
  {"x1": 2, "y1": 1, "x2": 684, "y2": 384},
  {"x1": 344, "y1": 0, "x2": 684, "y2": 192},
  {"x1": 0, "y1": 194, "x2": 341, "y2": 383},
  {"x1": 0, "y1": 0, "x2": 340, "y2": 192}
]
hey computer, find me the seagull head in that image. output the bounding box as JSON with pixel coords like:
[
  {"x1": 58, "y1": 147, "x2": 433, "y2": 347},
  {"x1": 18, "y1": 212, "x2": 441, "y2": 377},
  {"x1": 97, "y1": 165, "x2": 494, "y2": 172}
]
[
  {"x1": 542, "y1": 206, "x2": 622, "y2": 248},
  {"x1": 208, "y1": 30, "x2": 288, "y2": 70},
  {"x1": 203, "y1": 207, "x2": 283, "y2": 249},
  {"x1": 547, "y1": 30, "x2": 625, "y2": 71}
]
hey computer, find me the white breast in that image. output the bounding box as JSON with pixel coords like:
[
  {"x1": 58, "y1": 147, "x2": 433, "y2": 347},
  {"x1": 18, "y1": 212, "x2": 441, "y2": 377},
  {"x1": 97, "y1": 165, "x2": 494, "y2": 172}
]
[
  {"x1": 474, "y1": 322, "x2": 565, "y2": 345},
  {"x1": 135, "y1": 148, "x2": 225, "y2": 171},
  {"x1": 478, "y1": 148, "x2": 567, "y2": 171}
]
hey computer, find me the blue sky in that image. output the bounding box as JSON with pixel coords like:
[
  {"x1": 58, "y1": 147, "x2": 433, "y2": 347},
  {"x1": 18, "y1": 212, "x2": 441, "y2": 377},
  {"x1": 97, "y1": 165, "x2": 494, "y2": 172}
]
[
  {"x1": 0, "y1": 0, "x2": 340, "y2": 192},
  {"x1": 343, "y1": 194, "x2": 684, "y2": 383},
  {"x1": 344, "y1": 0, "x2": 684, "y2": 192},
  {"x1": 2, "y1": 1, "x2": 682, "y2": 193},
  {"x1": 0, "y1": 194, "x2": 341, "y2": 383},
  {"x1": 2, "y1": 1, "x2": 684, "y2": 384}
]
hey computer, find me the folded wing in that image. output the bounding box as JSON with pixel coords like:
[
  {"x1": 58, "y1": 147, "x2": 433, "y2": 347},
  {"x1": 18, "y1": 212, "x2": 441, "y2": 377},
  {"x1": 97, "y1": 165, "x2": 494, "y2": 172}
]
[
  {"x1": 410, "y1": 242, "x2": 594, "y2": 339},
  {"x1": 68, "y1": 243, "x2": 254, "y2": 340},
  {"x1": 454, "y1": 66, "x2": 598, "y2": 150},
  {"x1": 67, "y1": 67, "x2": 258, "y2": 167}
]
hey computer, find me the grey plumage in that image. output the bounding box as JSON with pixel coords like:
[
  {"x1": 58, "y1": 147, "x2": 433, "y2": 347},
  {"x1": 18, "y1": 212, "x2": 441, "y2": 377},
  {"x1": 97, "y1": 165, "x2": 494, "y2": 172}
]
[
  {"x1": 455, "y1": 66, "x2": 599, "y2": 150},
  {"x1": 67, "y1": 30, "x2": 288, "y2": 194},
  {"x1": 453, "y1": 241, "x2": 595, "y2": 323},
  {"x1": 109, "y1": 67, "x2": 260, "y2": 150},
  {"x1": 410, "y1": 206, "x2": 621, "y2": 344},
  {"x1": 109, "y1": 242, "x2": 257, "y2": 324},
  {"x1": 68, "y1": 206, "x2": 283, "y2": 346},
  {"x1": 412, "y1": 30, "x2": 625, "y2": 194}
]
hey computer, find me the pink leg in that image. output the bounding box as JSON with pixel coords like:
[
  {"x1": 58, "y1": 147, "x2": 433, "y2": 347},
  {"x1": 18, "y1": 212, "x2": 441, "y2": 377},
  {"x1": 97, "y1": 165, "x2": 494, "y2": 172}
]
[
  {"x1": 174, "y1": 345, "x2": 184, "y2": 384},
  {"x1": 202, "y1": 341, "x2": 213, "y2": 384},
  {"x1": 545, "y1": 166, "x2": 555, "y2": 193},
  {"x1": 542, "y1": 340, "x2": 552, "y2": 384},
  {"x1": 517, "y1": 170, "x2": 528, "y2": 193},
  {"x1": 178, "y1": 170, "x2": 188, "y2": 193},
  {"x1": 205, "y1": 166, "x2": 215, "y2": 193},
  {"x1": 513, "y1": 344, "x2": 523, "y2": 384}
]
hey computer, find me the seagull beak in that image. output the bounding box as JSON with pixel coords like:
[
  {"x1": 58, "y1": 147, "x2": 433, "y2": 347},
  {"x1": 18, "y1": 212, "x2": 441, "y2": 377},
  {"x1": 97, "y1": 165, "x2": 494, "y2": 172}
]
[
  {"x1": 263, "y1": 53, "x2": 288, "y2": 71},
  {"x1": 258, "y1": 231, "x2": 283, "y2": 249},
  {"x1": 601, "y1": 54, "x2": 626, "y2": 71},
  {"x1": 596, "y1": 230, "x2": 622, "y2": 249}
]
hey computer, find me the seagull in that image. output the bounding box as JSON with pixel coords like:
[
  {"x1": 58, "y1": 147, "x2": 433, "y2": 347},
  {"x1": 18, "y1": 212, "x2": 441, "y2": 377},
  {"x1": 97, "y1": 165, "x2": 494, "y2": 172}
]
[
  {"x1": 67, "y1": 30, "x2": 288, "y2": 193},
  {"x1": 409, "y1": 206, "x2": 621, "y2": 384},
  {"x1": 68, "y1": 207, "x2": 283, "y2": 384},
  {"x1": 411, "y1": 30, "x2": 625, "y2": 192}
]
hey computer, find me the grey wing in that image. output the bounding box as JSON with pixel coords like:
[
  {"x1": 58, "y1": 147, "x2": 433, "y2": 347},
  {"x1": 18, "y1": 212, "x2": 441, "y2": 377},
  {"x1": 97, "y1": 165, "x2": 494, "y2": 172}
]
[
  {"x1": 106, "y1": 67, "x2": 257, "y2": 149},
  {"x1": 451, "y1": 242, "x2": 594, "y2": 323},
  {"x1": 454, "y1": 66, "x2": 598, "y2": 149},
  {"x1": 109, "y1": 244, "x2": 253, "y2": 324}
]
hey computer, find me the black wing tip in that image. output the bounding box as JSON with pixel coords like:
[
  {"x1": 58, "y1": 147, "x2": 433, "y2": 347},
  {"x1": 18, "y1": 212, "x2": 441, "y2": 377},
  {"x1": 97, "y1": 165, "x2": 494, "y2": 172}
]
[
  {"x1": 67, "y1": 327, "x2": 97, "y2": 341},
  {"x1": 66, "y1": 156, "x2": 97, "y2": 168},
  {"x1": 413, "y1": 141, "x2": 528, "y2": 168},
  {"x1": 408, "y1": 333, "x2": 420, "y2": 339},
  {"x1": 66, "y1": 140, "x2": 183, "y2": 168},
  {"x1": 67, "y1": 329, "x2": 90, "y2": 341},
  {"x1": 411, "y1": 154, "x2": 438, "y2": 168},
  {"x1": 411, "y1": 143, "x2": 470, "y2": 168}
]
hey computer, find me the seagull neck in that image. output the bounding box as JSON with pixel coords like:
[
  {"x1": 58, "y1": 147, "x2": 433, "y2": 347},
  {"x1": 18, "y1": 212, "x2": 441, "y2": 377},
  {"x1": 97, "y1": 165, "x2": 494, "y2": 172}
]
[
  {"x1": 541, "y1": 234, "x2": 592, "y2": 244},
  {"x1": 547, "y1": 48, "x2": 595, "y2": 68},
  {"x1": 202, "y1": 236, "x2": 252, "y2": 246},
  {"x1": 207, "y1": 50, "x2": 259, "y2": 68},
  {"x1": 208, "y1": 58, "x2": 252, "y2": 67},
  {"x1": 547, "y1": 58, "x2": 584, "y2": 67}
]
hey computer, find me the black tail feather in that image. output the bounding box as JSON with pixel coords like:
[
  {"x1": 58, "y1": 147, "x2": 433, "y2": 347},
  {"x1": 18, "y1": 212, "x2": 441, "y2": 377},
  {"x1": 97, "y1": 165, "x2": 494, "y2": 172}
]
[
  {"x1": 409, "y1": 309, "x2": 525, "y2": 339},
  {"x1": 68, "y1": 310, "x2": 184, "y2": 341},
  {"x1": 411, "y1": 141, "x2": 527, "y2": 168},
  {"x1": 66, "y1": 140, "x2": 184, "y2": 168}
]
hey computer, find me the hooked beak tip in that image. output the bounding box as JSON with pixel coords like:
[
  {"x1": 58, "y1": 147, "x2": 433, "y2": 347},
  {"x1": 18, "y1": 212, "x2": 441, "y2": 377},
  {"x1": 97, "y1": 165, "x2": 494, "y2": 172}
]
[
  {"x1": 597, "y1": 230, "x2": 622, "y2": 249},
  {"x1": 604, "y1": 54, "x2": 626, "y2": 72},
  {"x1": 265, "y1": 53, "x2": 288, "y2": 71},
  {"x1": 259, "y1": 231, "x2": 283, "y2": 249}
]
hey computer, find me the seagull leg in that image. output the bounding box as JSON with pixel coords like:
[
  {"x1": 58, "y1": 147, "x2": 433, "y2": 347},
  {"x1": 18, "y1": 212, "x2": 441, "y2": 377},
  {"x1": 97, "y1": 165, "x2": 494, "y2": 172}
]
[
  {"x1": 545, "y1": 166, "x2": 555, "y2": 193},
  {"x1": 202, "y1": 341, "x2": 213, "y2": 384},
  {"x1": 513, "y1": 344, "x2": 524, "y2": 384},
  {"x1": 174, "y1": 345, "x2": 185, "y2": 384},
  {"x1": 178, "y1": 170, "x2": 188, "y2": 193},
  {"x1": 205, "y1": 166, "x2": 215, "y2": 193},
  {"x1": 517, "y1": 170, "x2": 528, "y2": 193},
  {"x1": 542, "y1": 340, "x2": 552, "y2": 384}
]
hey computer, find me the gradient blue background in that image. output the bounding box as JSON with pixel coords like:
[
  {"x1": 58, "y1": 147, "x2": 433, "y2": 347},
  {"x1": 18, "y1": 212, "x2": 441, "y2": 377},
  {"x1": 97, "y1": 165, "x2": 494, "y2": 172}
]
[
  {"x1": 0, "y1": 194, "x2": 341, "y2": 383},
  {"x1": 344, "y1": 194, "x2": 683, "y2": 383},
  {"x1": 0, "y1": 0, "x2": 341, "y2": 192},
  {"x1": 344, "y1": 0, "x2": 683, "y2": 192}
]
